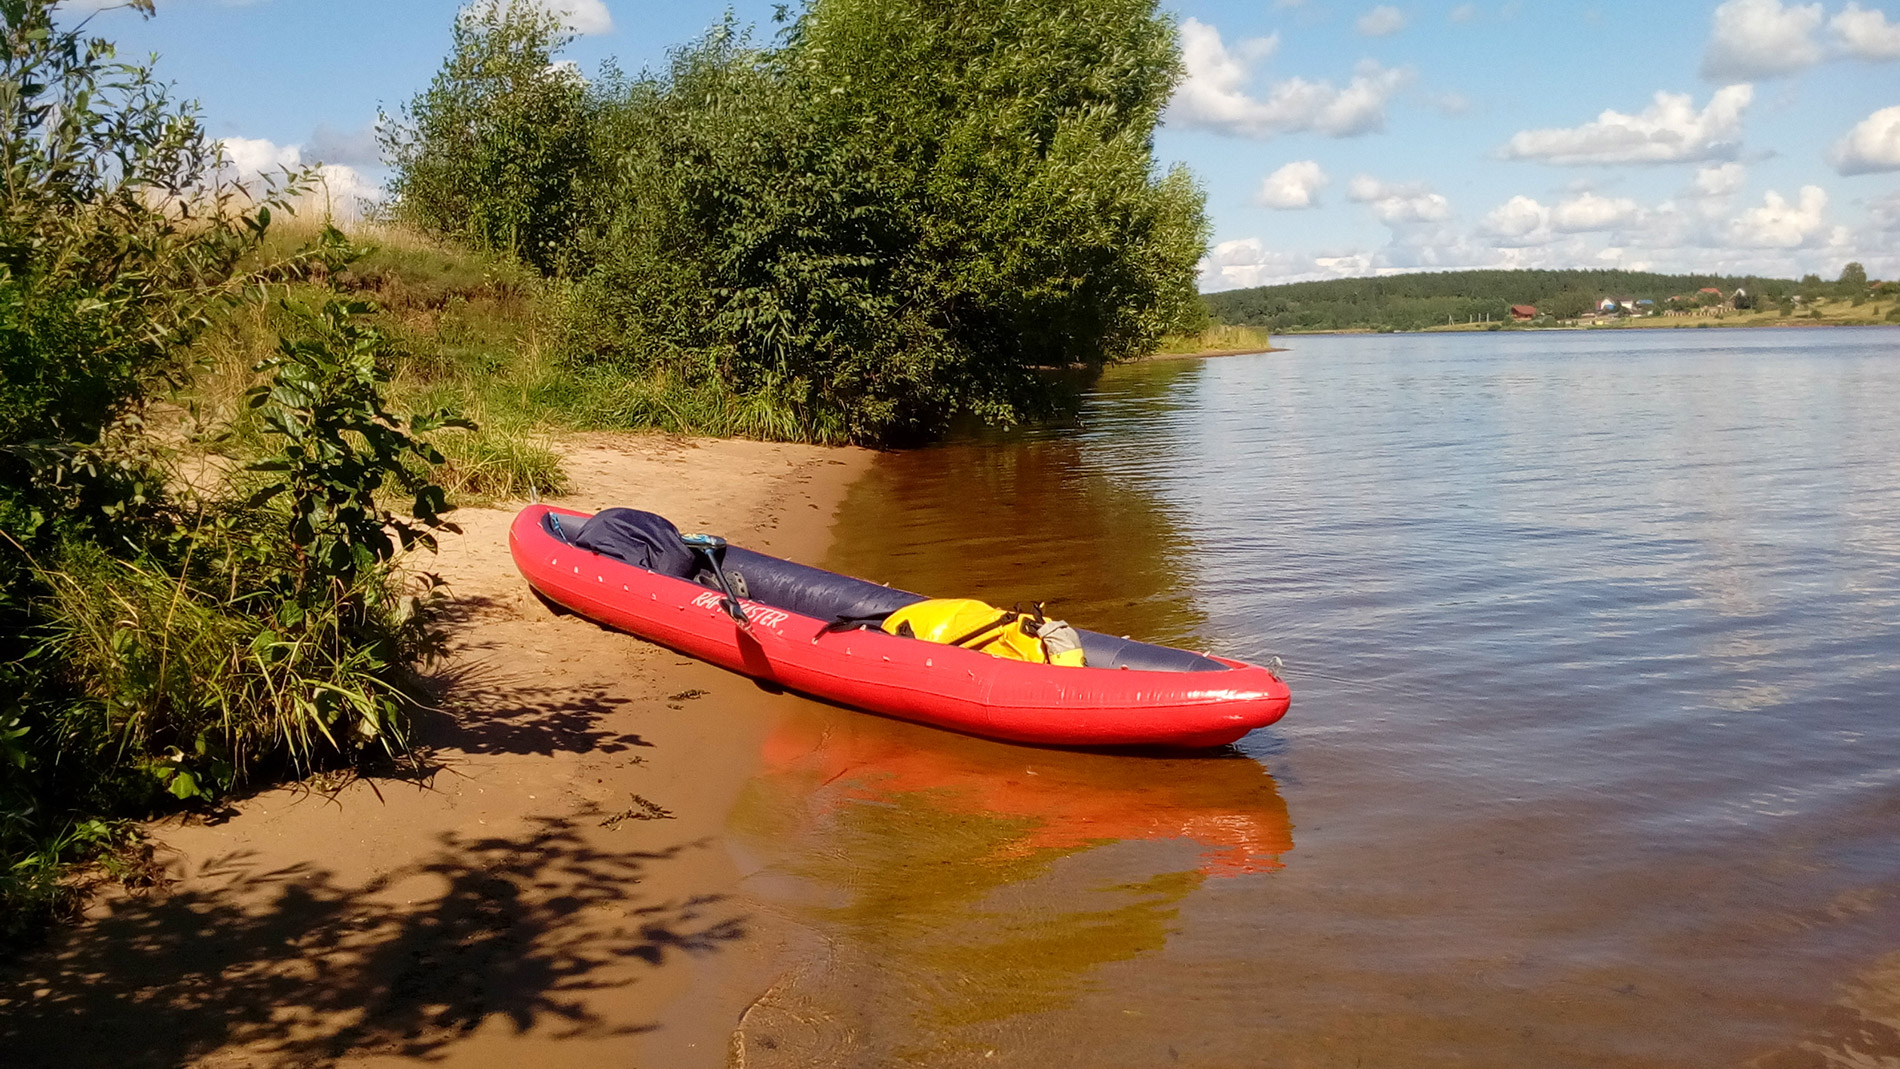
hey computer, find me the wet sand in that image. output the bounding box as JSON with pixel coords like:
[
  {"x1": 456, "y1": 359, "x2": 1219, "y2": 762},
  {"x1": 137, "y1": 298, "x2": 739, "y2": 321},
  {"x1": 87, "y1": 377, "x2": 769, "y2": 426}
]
[{"x1": 0, "y1": 432, "x2": 869, "y2": 1068}]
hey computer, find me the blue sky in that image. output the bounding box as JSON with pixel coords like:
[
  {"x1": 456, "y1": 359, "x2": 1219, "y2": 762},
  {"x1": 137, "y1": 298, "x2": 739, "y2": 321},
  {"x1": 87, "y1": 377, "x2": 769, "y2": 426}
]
[{"x1": 66, "y1": 0, "x2": 1900, "y2": 289}]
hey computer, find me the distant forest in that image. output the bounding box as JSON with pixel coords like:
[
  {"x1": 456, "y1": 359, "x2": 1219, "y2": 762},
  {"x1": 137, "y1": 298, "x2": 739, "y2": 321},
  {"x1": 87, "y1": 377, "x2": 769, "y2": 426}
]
[{"x1": 1204, "y1": 269, "x2": 1825, "y2": 332}]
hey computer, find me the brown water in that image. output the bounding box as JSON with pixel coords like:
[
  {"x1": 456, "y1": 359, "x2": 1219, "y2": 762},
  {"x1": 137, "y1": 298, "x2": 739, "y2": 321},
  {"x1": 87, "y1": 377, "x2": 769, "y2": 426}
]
[{"x1": 729, "y1": 328, "x2": 1900, "y2": 1068}]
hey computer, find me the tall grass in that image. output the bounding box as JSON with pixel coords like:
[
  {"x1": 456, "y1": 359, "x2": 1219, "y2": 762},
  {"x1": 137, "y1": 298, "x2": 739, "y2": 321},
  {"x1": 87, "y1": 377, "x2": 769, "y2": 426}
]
[
  {"x1": 1149, "y1": 324, "x2": 1277, "y2": 356},
  {"x1": 185, "y1": 217, "x2": 846, "y2": 490},
  {"x1": 186, "y1": 220, "x2": 570, "y2": 501},
  {"x1": 540, "y1": 368, "x2": 845, "y2": 444},
  {"x1": 35, "y1": 536, "x2": 434, "y2": 797}
]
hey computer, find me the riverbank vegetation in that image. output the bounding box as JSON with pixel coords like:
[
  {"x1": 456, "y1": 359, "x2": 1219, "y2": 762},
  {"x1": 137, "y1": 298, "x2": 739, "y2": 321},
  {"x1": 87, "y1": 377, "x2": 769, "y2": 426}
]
[
  {"x1": 381, "y1": 0, "x2": 1209, "y2": 445},
  {"x1": 1207, "y1": 266, "x2": 1898, "y2": 333},
  {"x1": 0, "y1": 2, "x2": 465, "y2": 939}
]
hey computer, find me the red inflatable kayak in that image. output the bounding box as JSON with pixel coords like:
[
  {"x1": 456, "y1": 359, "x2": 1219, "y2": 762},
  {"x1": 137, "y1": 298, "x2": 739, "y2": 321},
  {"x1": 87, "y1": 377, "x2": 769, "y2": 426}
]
[{"x1": 509, "y1": 504, "x2": 1290, "y2": 748}]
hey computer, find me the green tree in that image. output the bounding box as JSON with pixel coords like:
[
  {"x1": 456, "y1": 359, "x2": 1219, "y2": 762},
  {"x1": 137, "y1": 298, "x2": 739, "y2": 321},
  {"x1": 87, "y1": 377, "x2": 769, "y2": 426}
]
[
  {"x1": 565, "y1": 0, "x2": 1209, "y2": 444},
  {"x1": 1838, "y1": 261, "x2": 1868, "y2": 292},
  {"x1": 380, "y1": 0, "x2": 592, "y2": 274}
]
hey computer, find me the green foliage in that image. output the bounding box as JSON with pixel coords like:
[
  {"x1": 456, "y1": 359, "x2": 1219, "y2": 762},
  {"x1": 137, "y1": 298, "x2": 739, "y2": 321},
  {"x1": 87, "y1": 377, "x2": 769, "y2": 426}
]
[
  {"x1": 245, "y1": 298, "x2": 468, "y2": 592},
  {"x1": 533, "y1": 0, "x2": 1209, "y2": 444},
  {"x1": 0, "y1": 0, "x2": 289, "y2": 463},
  {"x1": 1839, "y1": 261, "x2": 1868, "y2": 290},
  {"x1": 380, "y1": 0, "x2": 592, "y2": 274},
  {"x1": 0, "y1": 2, "x2": 460, "y2": 940},
  {"x1": 1206, "y1": 269, "x2": 1799, "y2": 333},
  {"x1": 1149, "y1": 324, "x2": 1274, "y2": 356}
]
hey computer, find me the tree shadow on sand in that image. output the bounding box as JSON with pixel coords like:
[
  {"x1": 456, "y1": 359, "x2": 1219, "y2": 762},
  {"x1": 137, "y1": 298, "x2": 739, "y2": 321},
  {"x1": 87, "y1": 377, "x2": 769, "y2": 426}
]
[
  {"x1": 0, "y1": 816, "x2": 746, "y2": 1067},
  {"x1": 417, "y1": 655, "x2": 654, "y2": 760}
]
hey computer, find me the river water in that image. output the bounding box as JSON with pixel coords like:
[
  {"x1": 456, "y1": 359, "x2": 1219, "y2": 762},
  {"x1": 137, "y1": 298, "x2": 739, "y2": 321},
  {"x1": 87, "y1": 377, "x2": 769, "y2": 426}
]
[{"x1": 728, "y1": 327, "x2": 1900, "y2": 1068}]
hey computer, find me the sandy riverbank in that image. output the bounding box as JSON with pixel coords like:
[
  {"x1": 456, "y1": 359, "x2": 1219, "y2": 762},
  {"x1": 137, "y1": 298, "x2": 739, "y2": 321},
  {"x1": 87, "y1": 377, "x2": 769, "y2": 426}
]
[{"x1": 0, "y1": 432, "x2": 871, "y2": 1067}]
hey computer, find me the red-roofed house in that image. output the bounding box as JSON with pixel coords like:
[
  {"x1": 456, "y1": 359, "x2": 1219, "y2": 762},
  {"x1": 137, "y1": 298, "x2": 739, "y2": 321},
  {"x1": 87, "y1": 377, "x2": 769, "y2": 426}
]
[{"x1": 1510, "y1": 305, "x2": 1537, "y2": 321}]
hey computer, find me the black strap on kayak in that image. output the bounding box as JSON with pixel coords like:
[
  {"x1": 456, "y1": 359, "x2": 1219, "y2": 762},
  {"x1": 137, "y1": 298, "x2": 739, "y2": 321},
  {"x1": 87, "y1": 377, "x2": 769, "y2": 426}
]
[
  {"x1": 816, "y1": 611, "x2": 893, "y2": 637},
  {"x1": 945, "y1": 610, "x2": 1021, "y2": 650},
  {"x1": 820, "y1": 601, "x2": 1052, "y2": 648}
]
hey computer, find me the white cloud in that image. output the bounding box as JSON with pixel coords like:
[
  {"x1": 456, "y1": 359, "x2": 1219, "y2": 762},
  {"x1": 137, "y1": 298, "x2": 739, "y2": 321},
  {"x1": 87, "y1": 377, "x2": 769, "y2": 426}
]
[
  {"x1": 218, "y1": 137, "x2": 381, "y2": 223},
  {"x1": 1201, "y1": 238, "x2": 1305, "y2": 289},
  {"x1": 1551, "y1": 192, "x2": 1641, "y2": 231},
  {"x1": 1729, "y1": 185, "x2": 1829, "y2": 246},
  {"x1": 1449, "y1": 3, "x2": 1478, "y2": 22},
  {"x1": 1205, "y1": 176, "x2": 1900, "y2": 292},
  {"x1": 1831, "y1": 105, "x2": 1900, "y2": 174},
  {"x1": 1501, "y1": 84, "x2": 1754, "y2": 165},
  {"x1": 526, "y1": 0, "x2": 612, "y2": 35},
  {"x1": 1830, "y1": 2, "x2": 1900, "y2": 61},
  {"x1": 1198, "y1": 238, "x2": 1384, "y2": 290},
  {"x1": 1481, "y1": 195, "x2": 1553, "y2": 245},
  {"x1": 1256, "y1": 161, "x2": 1330, "y2": 209},
  {"x1": 1348, "y1": 175, "x2": 1452, "y2": 224},
  {"x1": 1701, "y1": 0, "x2": 1824, "y2": 80},
  {"x1": 1356, "y1": 5, "x2": 1407, "y2": 36},
  {"x1": 1171, "y1": 18, "x2": 1412, "y2": 139},
  {"x1": 220, "y1": 137, "x2": 301, "y2": 176},
  {"x1": 1691, "y1": 161, "x2": 1748, "y2": 198}
]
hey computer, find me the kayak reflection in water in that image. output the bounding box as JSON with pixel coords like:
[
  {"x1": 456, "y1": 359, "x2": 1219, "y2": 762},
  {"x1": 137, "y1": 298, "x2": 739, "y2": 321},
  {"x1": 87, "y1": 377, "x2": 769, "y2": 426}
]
[
  {"x1": 726, "y1": 710, "x2": 1296, "y2": 1063},
  {"x1": 753, "y1": 710, "x2": 1294, "y2": 878}
]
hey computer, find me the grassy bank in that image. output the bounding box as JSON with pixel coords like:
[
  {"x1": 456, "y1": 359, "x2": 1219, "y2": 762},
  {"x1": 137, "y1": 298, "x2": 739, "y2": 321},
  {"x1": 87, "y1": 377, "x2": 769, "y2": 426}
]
[{"x1": 1150, "y1": 324, "x2": 1278, "y2": 356}]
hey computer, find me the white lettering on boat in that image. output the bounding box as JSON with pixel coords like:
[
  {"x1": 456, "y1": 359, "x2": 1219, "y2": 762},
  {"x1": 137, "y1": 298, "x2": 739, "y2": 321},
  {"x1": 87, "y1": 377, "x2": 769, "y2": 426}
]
[{"x1": 690, "y1": 591, "x2": 788, "y2": 630}]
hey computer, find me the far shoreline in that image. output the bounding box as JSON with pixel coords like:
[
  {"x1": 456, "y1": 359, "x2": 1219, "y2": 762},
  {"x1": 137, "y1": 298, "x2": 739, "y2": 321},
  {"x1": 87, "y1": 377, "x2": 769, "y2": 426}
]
[{"x1": 1265, "y1": 318, "x2": 1900, "y2": 337}]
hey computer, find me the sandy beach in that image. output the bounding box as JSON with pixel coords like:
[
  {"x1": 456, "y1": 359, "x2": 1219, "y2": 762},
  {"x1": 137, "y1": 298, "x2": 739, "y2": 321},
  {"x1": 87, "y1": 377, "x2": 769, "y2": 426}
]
[{"x1": 0, "y1": 432, "x2": 871, "y2": 1067}]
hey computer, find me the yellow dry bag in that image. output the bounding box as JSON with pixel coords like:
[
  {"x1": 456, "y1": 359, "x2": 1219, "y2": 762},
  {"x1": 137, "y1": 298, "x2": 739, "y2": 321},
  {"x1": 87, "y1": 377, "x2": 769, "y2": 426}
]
[{"x1": 881, "y1": 599, "x2": 1086, "y2": 667}]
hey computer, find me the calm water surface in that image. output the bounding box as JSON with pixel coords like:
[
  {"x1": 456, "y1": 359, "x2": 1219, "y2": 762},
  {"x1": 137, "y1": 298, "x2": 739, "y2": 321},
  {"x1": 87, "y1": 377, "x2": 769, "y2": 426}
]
[{"x1": 729, "y1": 328, "x2": 1900, "y2": 1068}]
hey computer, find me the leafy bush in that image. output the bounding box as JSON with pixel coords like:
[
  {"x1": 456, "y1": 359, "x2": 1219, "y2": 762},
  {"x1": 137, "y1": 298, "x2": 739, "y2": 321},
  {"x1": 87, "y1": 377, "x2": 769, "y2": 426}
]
[
  {"x1": 380, "y1": 0, "x2": 592, "y2": 274},
  {"x1": 571, "y1": 0, "x2": 1207, "y2": 444},
  {"x1": 389, "y1": 0, "x2": 1208, "y2": 445}
]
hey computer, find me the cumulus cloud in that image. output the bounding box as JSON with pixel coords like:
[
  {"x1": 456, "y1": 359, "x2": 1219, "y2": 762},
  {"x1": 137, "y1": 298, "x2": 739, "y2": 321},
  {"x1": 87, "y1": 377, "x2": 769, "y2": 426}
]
[
  {"x1": 1690, "y1": 161, "x2": 1748, "y2": 198},
  {"x1": 1347, "y1": 175, "x2": 1451, "y2": 224},
  {"x1": 1356, "y1": 5, "x2": 1407, "y2": 36},
  {"x1": 516, "y1": 0, "x2": 612, "y2": 35},
  {"x1": 1728, "y1": 185, "x2": 1829, "y2": 246},
  {"x1": 1830, "y1": 2, "x2": 1900, "y2": 60},
  {"x1": 220, "y1": 137, "x2": 301, "y2": 176},
  {"x1": 1170, "y1": 18, "x2": 1412, "y2": 139},
  {"x1": 1551, "y1": 192, "x2": 1641, "y2": 231},
  {"x1": 1501, "y1": 85, "x2": 1753, "y2": 165},
  {"x1": 1831, "y1": 105, "x2": 1900, "y2": 174},
  {"x1": 1198, "y1": 237, "x2": 1381, "y2": 290},
  {"x1": 1256, "y1": 160, "x2": 1331, "y2": 209},
  {"x1": 219, "y1": 136, "x2": 381, "y2": 222},
  {"x1": 1701, "y1": 0, "x2": 1824, "y2": 80},
  {"x1": 1205, "y1": 176, "x2": 1900, "y2": 291},
  {"x1": 1480, "y1": 195, "x2": 1553, "y2": 245}
]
